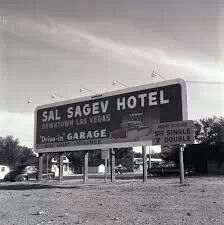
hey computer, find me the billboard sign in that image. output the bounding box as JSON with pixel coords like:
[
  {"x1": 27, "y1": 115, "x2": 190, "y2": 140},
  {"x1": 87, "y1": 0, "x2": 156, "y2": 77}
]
[
  {"x1": 34, "y1": 79, "x2": 187, "y2": 153},
  {"x1": 152, "y1": 120, "x2": 195, "y2": 146}
]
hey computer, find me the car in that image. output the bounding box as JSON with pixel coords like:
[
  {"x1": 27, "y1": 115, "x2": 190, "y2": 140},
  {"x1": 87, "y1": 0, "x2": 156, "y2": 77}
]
[
  {"x1": 4, "y1": 165, "x2": 55, "y2": 182},
  {"x1": 147, "y1": 164, "x2": 195, "y2": 177}
]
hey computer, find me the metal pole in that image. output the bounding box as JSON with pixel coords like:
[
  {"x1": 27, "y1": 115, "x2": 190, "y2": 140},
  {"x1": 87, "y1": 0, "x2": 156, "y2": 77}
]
[
  {"x1": 148, "y1": 146, "x2": 152, "y2": 169},
  {"x1": 110, "y1": 149, "x2": 115, "y2": 182},
  {"x1": 83, "y1": 151, "x2": 88, "y2": 183},
  {"x1": 142, "y1": 146, "x2": 147, "y2": 182},
  {"x1": 59, "y1": 153, "x2": 64, "y2": 181},
  {"x1": 104, "y1": 158, "x2": 107, "y2": 183},
  {"x1": 38, "y1": 153, "x2": 44, "y2": 181},
  {"x1": 46, "y1": 153, "x2": 49, "y2": 179},
  {"x1": 179, "y1": 146, "x2": 185, "y2": 184}
]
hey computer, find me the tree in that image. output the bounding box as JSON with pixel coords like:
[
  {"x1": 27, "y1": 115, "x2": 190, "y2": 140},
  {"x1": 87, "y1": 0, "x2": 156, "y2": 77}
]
[
  {"x1": 0, "y1": 135, "x2": 36, "y2": 168},
  {"x1": 88, "y1": 150, "x2": 104, "y2": 167},
  {"x1": 115, "y1": 148, "x2": 134, "y2": 172},
  {"x1": 67, "y1": 151, "x2": 85, "y2": 173},
  {"x1": 68, "y1": 148, "x2": 134, "y2": 173},
  {"x1": 194, "y1": 116, "x2": 224, "y2": 145},
  {"x1": 160, "y1": 116, "x2": 224, "y2": 164},
  {"x1": 160, "y1": 146, "x2": 179, "y2": 165}
]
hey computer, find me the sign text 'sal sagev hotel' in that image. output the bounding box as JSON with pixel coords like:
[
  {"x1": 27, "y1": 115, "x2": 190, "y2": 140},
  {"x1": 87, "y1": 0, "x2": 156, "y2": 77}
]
[{"x1": 34, "y1": 79, "x2": 188, "y2": 153}]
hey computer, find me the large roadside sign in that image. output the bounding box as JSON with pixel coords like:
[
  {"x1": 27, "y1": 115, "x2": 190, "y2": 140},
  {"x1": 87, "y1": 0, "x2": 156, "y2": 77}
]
[
  {"x1": 152, "y1": 120, "x2": 195, "y2": 146},
  {"x1": 34, "y1": 79, "x2": 187, "y2": 153}
]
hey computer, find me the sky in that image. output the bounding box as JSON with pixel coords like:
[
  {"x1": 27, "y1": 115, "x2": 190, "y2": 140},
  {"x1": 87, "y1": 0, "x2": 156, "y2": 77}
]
[{"x1": 0, "y1": 0, "x2": 223, "y2": 147}]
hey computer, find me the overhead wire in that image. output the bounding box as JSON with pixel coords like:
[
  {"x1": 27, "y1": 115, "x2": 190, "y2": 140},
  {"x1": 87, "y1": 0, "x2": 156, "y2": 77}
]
[{"x1": 151, "y1": 71, "x2": 224, "y2": 85}]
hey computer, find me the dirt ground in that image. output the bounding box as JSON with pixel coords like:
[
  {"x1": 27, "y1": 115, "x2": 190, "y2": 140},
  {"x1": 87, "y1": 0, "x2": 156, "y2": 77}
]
[{"x1": 0, "y1": 176, "x2": 224, "y2": 225}]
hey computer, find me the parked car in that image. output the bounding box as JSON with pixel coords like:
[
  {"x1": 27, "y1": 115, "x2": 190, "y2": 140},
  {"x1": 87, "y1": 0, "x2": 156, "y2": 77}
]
[
  {"x1": 115, "y1": 165, "x2": 128, "y2": 174},
  {"x1": 147, "y1": 164, "x2": 195, "y2": 177},
  {"x1": 4, "y1": 165, "x2": 55, "y2": 182}
]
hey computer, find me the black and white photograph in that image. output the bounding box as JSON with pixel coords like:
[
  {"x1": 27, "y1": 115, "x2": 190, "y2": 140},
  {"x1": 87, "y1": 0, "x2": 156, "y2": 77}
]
[{"x1": 0, "y1": 1, "x2": 224, "y2": 224}]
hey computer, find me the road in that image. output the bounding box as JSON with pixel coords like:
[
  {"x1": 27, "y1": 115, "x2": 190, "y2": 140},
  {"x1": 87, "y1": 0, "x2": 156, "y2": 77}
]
[{"x1": 0, "y1": 176, "x2": 224, "y2": 225}]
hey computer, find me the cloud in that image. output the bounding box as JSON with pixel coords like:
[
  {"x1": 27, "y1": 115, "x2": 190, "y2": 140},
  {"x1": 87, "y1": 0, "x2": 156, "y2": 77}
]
[
  {"x1": 5, "y1": 16, "x2": 224, "y2": 82},
  {"x1": 52, "y1": 22, "x2": 224, "y2": 80}
]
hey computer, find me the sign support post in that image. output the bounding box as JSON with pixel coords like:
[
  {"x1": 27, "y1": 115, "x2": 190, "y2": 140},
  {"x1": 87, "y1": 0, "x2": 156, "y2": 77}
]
[
  {"x1": 108, "y1": 157, "x2": 110, "y2": 179},
  {"x1": 38, "y1": 153, "x2": 44, "y2": 181},
  {"x1": 101, "y1": 149, "x2": 109, "y2": 183},
  {"x1": 148, "y1": 147, "x2": 152, "y2": 169},
  {"x1": 179, "y1": 145, "x2": 185, "y2": 184},
  {"x1": 59, "y1": 153, "x2": 64, "y2": 181},
  {"x1": 110, "y1": 149, "x2": 115, "y2": 182},
  {"x1": 142, "y1": 146, "x2": 147, "y2": 182},
  {"x1": 83, "y1": 151, "x2": 88, "y2": 183},
  {"x1": 46, "y1": 153, "x2": 49, "y2": 179},
  {"x1": 104, "y1": 158, "x2": 107, "y2": 183}
]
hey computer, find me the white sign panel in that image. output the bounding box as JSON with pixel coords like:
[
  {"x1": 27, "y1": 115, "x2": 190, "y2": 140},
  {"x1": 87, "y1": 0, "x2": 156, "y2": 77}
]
[
  {"x1": 152, "y1": 120, "x2": 195, "y2": 146},
  {"x1": 101, "y1": 149, "x2": 110, "y2": 159}
]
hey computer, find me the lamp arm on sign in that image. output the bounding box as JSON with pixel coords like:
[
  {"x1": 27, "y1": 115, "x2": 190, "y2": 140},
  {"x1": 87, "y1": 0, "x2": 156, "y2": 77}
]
[
  {"x1": 51, "y1": 93, "x2": 69, "y2": 100},
  {"x1": 80, "y1": 87, "x2": 98, "y2": 95},
  {"x1": 151, "y1": 70, "x2": 167, "y2": 81},
  {"x1": 112, "y1": 80, "x2": 129, "y2": 88}
]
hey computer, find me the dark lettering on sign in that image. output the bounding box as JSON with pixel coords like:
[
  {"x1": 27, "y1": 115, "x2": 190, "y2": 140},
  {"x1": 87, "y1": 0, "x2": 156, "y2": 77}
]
[
  {"x1": 166, "y1": 128, "x2": 190, "y2": 136},
  {"x1": 152, "y1": 120, "x2": 195, "y2": 146},
  {"x1": 165, "y1": 135, "x2": 192, "y2": 143},
  {"x1": 155, "y1": 131, "x2": 164, "y2": 136}
]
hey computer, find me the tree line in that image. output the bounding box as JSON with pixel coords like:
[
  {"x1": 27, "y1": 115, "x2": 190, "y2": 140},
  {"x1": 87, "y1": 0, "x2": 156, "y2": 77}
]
[
  {"x1": 0, "y1": 136, "x2": 36, "y2": 169},
  {"x1": 0, "y1": 116, "x2": 223, "y2": 170}
]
